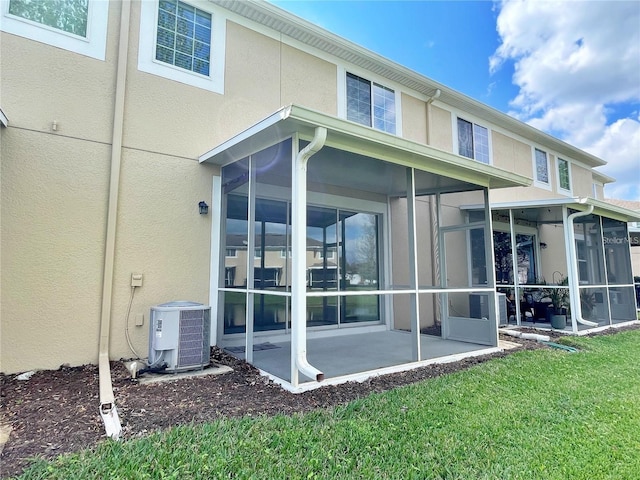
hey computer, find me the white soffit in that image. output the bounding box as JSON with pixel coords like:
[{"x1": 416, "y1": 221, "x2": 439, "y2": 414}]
[
  {"x1": 199, "y1": 104, "x2": 531, "y2": 191},
  {"x1": 211, "y1": 0, "x2": 606, "y2": 168}
]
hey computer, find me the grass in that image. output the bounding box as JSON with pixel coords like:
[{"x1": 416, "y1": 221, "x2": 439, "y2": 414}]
[{"x1": 14, "y1": 329, "x2": 640, "y2": 479}]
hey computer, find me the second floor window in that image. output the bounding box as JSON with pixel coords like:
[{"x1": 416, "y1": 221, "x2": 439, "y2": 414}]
[
  {"x1": 457, "y1": 118, "x2": 489, "y2": 164},
  {"x1": 156, "y1": 0, "x2": 211, "y2": 76},
  {"x1": 8, "y1": 0, "x2": 88, "y2": 37},
  {"x1": 534, "y1": 148, "x2": 549, "y2": 185},
  {"x1": 346, "y1": 73, "x2": 396, "y2": 134},
  {"x1": 557, "y1": 158, "x2": 571, "y2": 191}
]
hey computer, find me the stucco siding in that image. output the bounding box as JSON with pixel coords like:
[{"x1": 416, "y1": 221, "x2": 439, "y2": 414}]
[
  {"x1": 492, "y1": 130, "x2": 532, "y2": 176},
  {"x1": 108, "y1": 150, "x2": 218, "y2": 361},
  {"x1": 571, "y1": 164, "x2": 594, "y2": 198},
  {"x1": 1, "y1": 130, "x2": 110, "y2": 373},
  {"x1": 429, "y1": 105, "x2": 453, "y2": 152},
  {"x1": 281, "y1": 43, "x2": 338, "y2": 115},
  {"x1": 401, "y1": 93, "x2": 427, "y2": 144},
  {"x1": 0, "y1": 31, "x2": 116, "y2": 146}
]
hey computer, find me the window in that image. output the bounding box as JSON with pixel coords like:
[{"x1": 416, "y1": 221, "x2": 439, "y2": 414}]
[
  {"x1": 156, "y1": 0, "x2": 211, "y2": 76},
  {"x1": 1, "y1": 0, "x2": 108, "y2": 59},
  {"x1": 8, "y1": 0, "x2": 88, "y2": 36},
  {"x1": 225, "y1": 248, "x2": 237, "y2": 257},
  {"x1": 534, "y1": 148, "x2": 550, "y2": 186},
  {"x1": 346, "y1": 72, "x2": 396, "y2": 134},
  {"x1": 138, "y1": 0, "x2": 226, "y2": 93},
  {"x1": 457, "y1": 118, "x2": 490, "y2": 164},
  {"x1": 557, "y1": 158, "x2": 571, "y2": 191},
  {"x1": 280, "y1": 248, "x2": 292, "y2": 258}
]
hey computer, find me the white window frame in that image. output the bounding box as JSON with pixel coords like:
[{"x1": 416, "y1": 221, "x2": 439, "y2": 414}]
[
  {"x1": 138, "y1": 0, "x2": 226, "y2": 93},
  {"x1": 556, "y1": 157, "x2": 572, "y2": 195},
  {"x1": 454, "y1": 116, "x2": 492, "y2": 164},
  {"x1": 0, "y1": 0, "x2": 108, "y2": 60},
  {"x1": 533, "y1": 147, "x2": 551, "y2": 190},
  {"x1": 225, "y1": 248, "x2": 237, "y2": 258}
]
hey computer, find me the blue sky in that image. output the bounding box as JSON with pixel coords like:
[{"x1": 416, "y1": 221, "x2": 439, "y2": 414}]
[{"x1": 271, "y1": 0, "x2": 640, "y2": 202}]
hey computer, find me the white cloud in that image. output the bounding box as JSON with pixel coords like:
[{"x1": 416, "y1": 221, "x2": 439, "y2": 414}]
[{"x1": 491, "y1": 0, "x2": 640, "y2": 201}]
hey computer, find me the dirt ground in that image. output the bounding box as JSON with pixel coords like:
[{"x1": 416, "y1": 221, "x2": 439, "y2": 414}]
[{"x1": 1, "y1": 326, "x2": 635, "y2": 478}]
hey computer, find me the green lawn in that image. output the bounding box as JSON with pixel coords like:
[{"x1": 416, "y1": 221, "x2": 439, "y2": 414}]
[{"x1": 15, "y1": 330, "x2": 640, "y2": 480}]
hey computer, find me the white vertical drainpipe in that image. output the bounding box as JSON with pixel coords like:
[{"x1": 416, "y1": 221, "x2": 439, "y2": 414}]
[
  {"x1": 425, "y1": 89, "x2": 441, "y2": 326},
  {"x1": 565, "y1": 200, "x2": 597, "y2": 330},
  {"x1": 291, "y1": 127, "x2": 327, "y2": 386},
  {"x1": 98, "y1": 0, "x2": 131, "y2": 440}
]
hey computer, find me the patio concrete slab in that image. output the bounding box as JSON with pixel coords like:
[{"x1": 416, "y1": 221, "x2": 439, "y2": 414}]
[{"x1": 226, "y1": 330, "x2": 492, "y2": 384}]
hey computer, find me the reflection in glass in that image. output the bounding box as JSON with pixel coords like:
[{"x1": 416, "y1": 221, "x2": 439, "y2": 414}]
[
  {"x1": 602, "y1": 218, "x2": 632, "y2": 285},
  {"x1": 574, "y1": 215, "x2": 605, "y2": 285},
  {"x1": 494, "y1": 232, "x2": 537, "y2": 284}
]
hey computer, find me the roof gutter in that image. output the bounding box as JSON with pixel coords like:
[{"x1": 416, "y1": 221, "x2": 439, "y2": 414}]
[
  {"x1": 564, "y1": 200, "x2": 598, "y2": 330},
  {"x1": 291, "y1": 126, "x2": 327, "y2": 385},
  {"x1": 98, "y1": 0, "x2": 131, "y2": 440}
]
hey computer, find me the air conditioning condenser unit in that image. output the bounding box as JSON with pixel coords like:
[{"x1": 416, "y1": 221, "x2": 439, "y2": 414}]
[{"x1": 148, "y1": 301, "x2": 211, "y2": 373}]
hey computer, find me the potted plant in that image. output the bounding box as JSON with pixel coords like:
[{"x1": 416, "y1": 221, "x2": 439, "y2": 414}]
[
  {"x1": 545, "y1": 276, "x2": 569, "y2": 329},
  {"x1": 580, "y1": 290, "x2": 597, "y2": 320}
]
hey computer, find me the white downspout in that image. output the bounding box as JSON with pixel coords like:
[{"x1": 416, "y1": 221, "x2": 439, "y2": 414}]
[
  {"x1": 291, "y1": 127, "x2": 327, "y2": 386},
  {"x1": 565, "y1": 201, "x2": 597, "y2": 329},
  {"x1": 98, "y1": 0, "x2": 131, "y2": 440},
  {"x1": 426, "y1": 89, "x2": 441, "y2": 325}
]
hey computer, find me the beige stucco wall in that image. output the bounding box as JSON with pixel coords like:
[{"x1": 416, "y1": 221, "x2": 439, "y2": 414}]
[
  {"x1": 571, "y1": 164, "x2": 594, "y2": 198},
  {"x1": 492, "y1": 131, "x2": 531, "y2": 177},
  {"x1": 1, "y1": 130, "x2": 111, "y2": 373},
  {"x1": 402, "y1": 93, "x2": 427, "y2": 144},
  {"x1": 429, "y1": 105, "x2": 453, "y2": 152}
]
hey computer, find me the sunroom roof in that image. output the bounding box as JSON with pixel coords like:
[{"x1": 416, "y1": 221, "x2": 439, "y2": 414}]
[
  {"x1": 462, "y1": 198, "x2": 640, "y2": 223},
  {"x1": 200, "y1": 105, "x2": 530, "y2": 192}
]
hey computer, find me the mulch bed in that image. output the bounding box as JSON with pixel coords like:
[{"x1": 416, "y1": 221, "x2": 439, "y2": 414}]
[{"x1": 1, "y1": 325, "x2": 636, "y2": 478}]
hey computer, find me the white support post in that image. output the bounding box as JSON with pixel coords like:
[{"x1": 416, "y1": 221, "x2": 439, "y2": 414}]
[
  {"x1": 209, "y1": 175, "x2": 223, "y2": 346},
  {"x1": 483, "y1": 188, "x2": 498, "y2": 346},
  {"x1": 245, "y1": 157, "x2": 257, "y2": 363},
  {"x1": 508, "y1": 209, "x2": 521, "y2": 326},
  {"x1": 406, "y1": 168, "x2": 420, "y2": 361}
]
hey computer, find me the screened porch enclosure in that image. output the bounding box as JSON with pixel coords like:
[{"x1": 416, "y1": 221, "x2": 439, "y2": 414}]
[
  {"x1": 201, "y1": 106, "x2": 529, "y2": 389},
  {"x1": 474, "y1": 202, "x2": 638, "y2": 333}
]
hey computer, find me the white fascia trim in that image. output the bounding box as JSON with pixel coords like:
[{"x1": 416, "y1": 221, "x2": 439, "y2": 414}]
[
  {"x1": 138, "y1": 0, "x2": 226, "y2": 94},
  {"x1": 199, "y1": 106, "x2": 291, "y2": 162},
  {"x1": 0, "y1": 0, "x2": 108, "y2": 60},
  {"x1": 0, "y1": 108, "x2": 7, "y2": 127}
]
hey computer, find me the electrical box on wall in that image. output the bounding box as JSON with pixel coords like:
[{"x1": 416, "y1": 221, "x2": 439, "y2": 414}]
[{"x1": 131, "y1": 273, "x2": 143, "y2": 287}]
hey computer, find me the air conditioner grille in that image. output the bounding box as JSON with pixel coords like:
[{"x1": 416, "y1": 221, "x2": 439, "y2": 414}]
[{"x1": 178, "y1": 308, "x2": 211, "y2": 368}]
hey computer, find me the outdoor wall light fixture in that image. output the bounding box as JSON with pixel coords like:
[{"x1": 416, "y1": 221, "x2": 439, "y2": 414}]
[{"x1": 198, "y1": 201, "x2": 209, "y2": 215}]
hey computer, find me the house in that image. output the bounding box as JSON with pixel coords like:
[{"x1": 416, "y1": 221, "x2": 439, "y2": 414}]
[{"x1": 2, "y1": 0, "x2": 639, "y2": 435}]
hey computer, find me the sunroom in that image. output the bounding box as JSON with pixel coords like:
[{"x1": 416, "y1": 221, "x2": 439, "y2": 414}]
[
  {"x1": 200, "y1": 105, "x2": 529, "y2": 391},
  {"x1": 463, "y1": 199, "x2": 640, "y2": 334}
]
